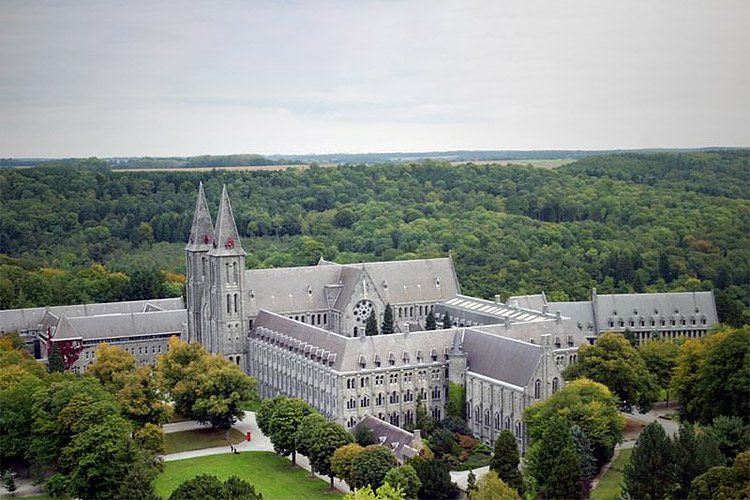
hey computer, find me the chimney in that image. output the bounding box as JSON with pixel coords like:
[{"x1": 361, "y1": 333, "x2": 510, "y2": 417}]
[
  {"x1": 494, "y1": 294, "x2": 501, "y2": 304},
  {"x1": 556, "y1": 311, "x2": 561, "y2": 324},
  {"x1": 541, "y1": 333, "x2": 551, "y2": 346},
  {"x1": 542, "y1": 304, "x2": 549, "y2": 314},
  {"x1": 504, "y1": 317, "x2": 511, "y2": 328},
  {"x1": 412, "y1": 429, "x2": 423, "y2": 451}
]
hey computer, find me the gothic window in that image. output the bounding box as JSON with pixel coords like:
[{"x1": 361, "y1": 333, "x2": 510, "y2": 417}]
[
  {"x1": 484, "y1": 409, "x2": 491, "y2": 426},
  {"x1": 390, "y1": 413, "x2": 400, "y2": 426},
  {"x1": 404, "y1": 410, "x2": 414, "y2": 425},
  {"x1": 552, "y1": 377, "x2": 559, "y2": 394},
  {"x1": 419, "y1": 306, "x2": 423, "y2": 316},
  {"x1": 534, "y1": 379, "x2": 541, "y2": 399},
  {"x1": 347, "y1": 417, "x2": 356, "y2": 428},
  {"x1": 227, "y1": 294, "x2": 231, "y2": 314},
  {"x1": 361, "y1": 396, "x2": 370, "y2": 407},
  {"x1": 410, "y1": 306, "x2": 414, "y2": 317},
  {"x1": 323, "y1": 313, "x2": 327, "y2": 324},
  {"x1": 504, "y1": 416, "x2": 511, "y2": 430},
  {"x1": 432, "y1": 387, "x2": 441, "y2": 400},
  {"x1": 225, "y1": 263, "x2": 230, "y2": 284},
  {"x1": 234, "y1": 293, "x2": 238, "y2": 313},
  {"x1": 201, "y1": 257, "x2": 207, "y2": 278},
  {"x1": 515, "y1": 421, "x2": 522, "y2": 438},
  {"x1": 390, "y1": 373, "x2": 399, "y2": 384},
  {"x1": 236, "y1": 356, "x2": 240, "y2": 365},
  {"x1": 375, "y1": 375, "x2": 384, "y2": 386},
  {"x1": 346, "y1": 398, "x2": 356, "y2": 410},
  {"x1": 352, "y1": 300, "x2": 375, "y2": 330},
  {"x1": 390, "y1": 391, "x2": 400, "y2": 404},
  {"x1": 346, "y1": 378, "x2": 356, "y2": 389},
  {"x1": 431, "y1": 407, "x2": 441, "y2": 420},
  {"x1": 233, "y1": 262, "x2": 238, "y2": 283},
  {"x1": 376, "y1": 393, "x2": 384, "y2": 406},
  {"x1": 360, "y1": 377, "x2": 369, "y2": 388},
  {"x1": 404, "y1": 372, "x2": 412, "y2": 383},
  {"x1": 474, "y1": 406, "x2": 481, "y2": 423},
  {"x1": 494, "y1": 413, "x2": 500, "y2": 430},
  {"x1": 399, "y1": 307, "x2": 403, "y2": 318}
]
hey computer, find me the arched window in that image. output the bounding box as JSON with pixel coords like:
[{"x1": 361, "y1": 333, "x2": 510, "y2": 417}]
[
  {"x1": 484, "y1": 409, "x2": 491, "y2": 426},
  {"x1": 226, "y1": 294, "x2": 231, "y2": 313},
  {"x1": 236, "y1": 356, "x2": 240, "y2": 365},
  {"x1": 474, "y1": 406, "x2": 481, "y2": 423},
  {"x1": 234, "y1": 293, "x2": 239, "y2": 313},
  {"x1": 552, "y1": 377, "x2": 559, "y2": 394},
  {"x1": 353, "y1": 326, "x2": 358, "y2": 337},
  {"x1": 229, "y1": 356, "x2": 234, "y2": 362},
  {"x1": 410, "y1": 306, "x2": 414, "y2": 317},
  {"x1": 534, "y1": 379, "x2": 541, "y2": 399},
  {"x1": 504, "y1": 416, "x2": 511, "y2": 430},
  {"x1": 233, "y1": 262, "x2": 238, "y2": 283},
  {"x1": 419, "y1": 306, "x2": 423, "y2": 316},
  {"x1": 399, "y1": 307, "x2": 403, "y2": 318},
  {"x1": 515, "y1": 421, "x2": 522, "y2": 438},
  {"x1": 494, "y1": 413, "x2": 501, "y2": 430}
]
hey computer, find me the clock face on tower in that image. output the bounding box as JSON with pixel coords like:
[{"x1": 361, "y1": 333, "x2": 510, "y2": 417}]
[{"x1": 353, "y1": 300, "x2": 375, "y2": 327}]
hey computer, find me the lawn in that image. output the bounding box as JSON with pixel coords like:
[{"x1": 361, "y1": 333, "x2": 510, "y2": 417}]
[
  {"x1": 164, "y1": 427, "x2": 246, "y2": 454},
  {"x1": 154, "y1": 451, "x2": 345, "y2": 500},
  {"x1": 591, "y1": 448, "x2": 633, "y2": 500}
]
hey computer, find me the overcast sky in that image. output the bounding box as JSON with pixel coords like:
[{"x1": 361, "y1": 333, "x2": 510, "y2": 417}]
[{"x1": 1, "y1": 0, "x2": 748, "y2": 158}]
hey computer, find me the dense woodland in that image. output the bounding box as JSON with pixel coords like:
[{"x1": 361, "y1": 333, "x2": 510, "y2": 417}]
[{"x1": 0, "y1": 151, "x2": 748, "y2": 325}]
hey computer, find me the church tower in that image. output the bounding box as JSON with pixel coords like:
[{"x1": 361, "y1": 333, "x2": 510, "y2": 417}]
[
  {"x1": 185, "y1": 182, "x2": 214, "y2": 345},
  {"x1": 206, "y1": 186, "x2": 247, "y2": 360}
]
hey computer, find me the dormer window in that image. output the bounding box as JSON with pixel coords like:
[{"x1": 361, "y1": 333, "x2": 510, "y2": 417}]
[
  {"x1": 382, "y1": 280, "x2": 388, "y2": 290},
  {"x1": 307, "y1": 285, "x2": 313, "y2": 296},
  {"x1": 435, "y1": 276, "x2": 441, "y2": 286},
  {"x1": 249, "y1": 290, "x2": 255, "y2": 299}
]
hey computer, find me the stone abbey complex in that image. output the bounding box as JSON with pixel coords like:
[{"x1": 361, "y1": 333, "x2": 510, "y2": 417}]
[{"x1": 0, "y1": 185, "x2": 719, "y2": 450}]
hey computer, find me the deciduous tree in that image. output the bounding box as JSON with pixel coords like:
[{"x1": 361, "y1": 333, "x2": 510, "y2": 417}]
[
  {"x1": 474, "y1": 471, "x2": 521, "y2": 500},
  {"x1": 351, "y1": 445, "x2": 398, "y2": 490},
  {"x1": 385, "y1": 465, "x2": 421, "y2": 500},
  {"x1": 308, "y1": 420, "x2": 354, "y2": 489},
  {"x1": 266, "y1": 397, "x2": 313, "y2": 464}
]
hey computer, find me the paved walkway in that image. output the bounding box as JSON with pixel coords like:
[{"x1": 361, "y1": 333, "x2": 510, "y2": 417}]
[{"x1": 450, "y1": 465, "x2": 490, "y2": 491}]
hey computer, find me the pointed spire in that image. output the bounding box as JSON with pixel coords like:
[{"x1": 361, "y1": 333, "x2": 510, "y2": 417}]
[
  {"x1": 186, "y1": 182, "x2": 215, "y2": 251},
  {"x1": 451, "y1": 328, "x2": 465, "y2": 355},
  {"x1": 209, "y1": 185, "x2": 245, "y2": 256}
]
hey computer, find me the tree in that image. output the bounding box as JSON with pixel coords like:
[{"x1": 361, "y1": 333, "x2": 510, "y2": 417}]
[
  {"x1": 525, "y1": 416, "x2": 577, "y2": 497},
  {"x1": 366, "y1": 310, "x2": 379, "y2": 336},
  {"x1": 345, "y1": 484, "x2": 406, "y2": 500},
  {"x1": 672, "y1": 424, "x2": 725, "y2": 498},
  {"x1": 156, "y1": 336, "x2": 206, "y2": 391},
  {"x1": 524, "y1": 378, "x2": 623, "y2": 467},
  {"x1": 442, "y1": 311, "x2": 452, "y2": 329},
  {"x1": 446, "y1": 383, "x2": 466, "y2": 420},
  {"x1": 547, "y1": 447, "x2": 583, "y2": 500},
  {"x1": 351, "y1": 445, "x2": 398, "y2": 490},
  {"x1": 570, "y1": 425, "x2": 597, "y2": 489},
  {"x1": 48, "y1": 343, "x2": 65, "y2": 373},
  {"x1": 474, "y1": 471, "x2": 521, "y2": 500},
  {"x1": 1, "y1": 469, "x2": 17, "y2": 496},
  {"x1": 87, "y1": 343, "x2": 136, "y2": 391},
  {"x1": 332, "y1": 443, "x2": 366, "y2": 490},
  {"x1": 354, "y1": 424, "x2": 377, "y2": 446},
  {"x1": 116, "y1": 459, "x2": 161, "y2": 500},
  {"x1": 688, "y1": 451, "x2": 750, "y2": 500},
  {"x1": 430, "y1": 427, "x2": 459, "y2": 458},
  {"x1": 385, "y1": 465, "x2": 422, "y2": 500},
  {"x1": 117, "y1": 365, "x2": 173, "y2": 427},
  {"x1": 623, "y1": 422, "x2": 676, "y2": 500},
  {"x1": 0, "y1": 370, "x2": 45, "y2": 459},
  {"x1": 256, "y1": 396, "x2": 284, "y2": 437},
  {"x1": 693, "y1": 326, "x2": 750, "y2": 424},
  {"x1": 168, "y1": 474, "x2": 263, "y2": 500},
  {"x1": 266, "y1": 397, "x2": 313, "y2": 465},
  {"x1": 425, "y1": 310, "x2": 436, "y2": 330},
  {"x1": 639, "y1": 339, "x2": 679, "y2": 401},
  {"x1": 44, "y1": 473, "x2": 70, "y2": 499},
  {"x1": 135, "y1": 423, "x2": 167, "y2": 455},
  {"x1": 564, "y1": 332, "x2": 660, "y2": 413},
  {"x1": 706, "y1": 416, "x2": 750, "y2": 464},
  {"x1": 414, "y1": 397, "x2": 435, "y2": 436},
  {"x1": 467, "y1": 470, "x2": 477, "y2": 499},
  {"x1": 382, "y1": 304, "x2": 395, "y2": 335},
  {"x1": 490, "y1": 430, "x2": 522, "y2": 493},
  {"x1": 308, "y1": 420, "x2": 354, "y2": 489},
  {"x1": 411, "y1": 458, "x2": 456, "y2": 500},
  {"x1": 334, "y1": 208, "x2": 357, "y2": 229},
  {"x1": 296, "y1": 412, "x2": 327, "y2": 474}
]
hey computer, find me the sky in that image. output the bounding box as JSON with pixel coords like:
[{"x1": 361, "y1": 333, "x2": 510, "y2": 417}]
[{"x1": 1, "y1": 0, "x2": 748, "y2": 158}]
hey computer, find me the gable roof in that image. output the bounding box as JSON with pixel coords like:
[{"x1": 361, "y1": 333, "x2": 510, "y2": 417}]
[
  {"x1": 462, "y1": 328, "x2": 543, "y2": 388},
  {"x1": 352, "y1": 415, "x2": 419, "y2": 460},
  {"x1": 54, "y1": 309, "x2": 186, "y2": 341}
]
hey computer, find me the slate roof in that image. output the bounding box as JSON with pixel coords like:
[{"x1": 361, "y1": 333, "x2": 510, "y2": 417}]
[
  {"x1": 185, "y1": 182, "x2": 215, "y2": 251},
  {"x1": 0, "y1": 298, "x2": 184, "y2": 334},
  {"x1": 507, "y1": 294, "x2": 548, "y2": 311},
  {"x1": 462, "y1": 328, "x2": 543, "y2": 388},
  {"x1": 245, "y1": 258, "x2": 460, "y2": 316},
  {"x1": 54, "y1": 309, "x2": 187, "y2": 341},
  {"x1": 209, "y1": 185, "x2": 245, "y2": 257},
  {"x1": 475, "y1": 318, "x2": 587, "y2": 348},
  {"x1": 352, "y1": 415, "x2": 419, "y2": 460}
]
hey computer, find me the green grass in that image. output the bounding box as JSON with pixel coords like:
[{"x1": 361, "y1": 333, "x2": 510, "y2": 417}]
[
  {"x1": 591, "y1": 448, "x2": 633, "y2": 500},
  {"x1": 164, "y1": 428, "x2": 246, "y2": 454},
  {"x1": 240, "y1": 399, "x2": 262, "y2": 412},
  {"x1": 154, "y1": 451, "x2": 345, "y2": 500}
]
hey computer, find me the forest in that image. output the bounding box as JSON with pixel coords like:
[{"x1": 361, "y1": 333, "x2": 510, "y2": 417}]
[{"x1": 0, "y1": 151, "x2": 748, "y2": 326}]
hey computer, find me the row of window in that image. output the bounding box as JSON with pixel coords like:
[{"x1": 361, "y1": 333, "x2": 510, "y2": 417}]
[
  {"x1": 396, "y1": 304, "x2": 435, "y2": 319},
  {"x1": 345, "y1": 386, "x2": 442, "y2": 410},
  {"x1": 533, "y1": 378, "x2": 559, "y2": 399},
  {"x1": 346, "y1": 369, "x2": 441, "y2": 389},
  {"x1": 473, "y1": 408, "x2": 523, "y2": 437},
  {"x1": 346, "y1": 407, "x2": 442, "y2": 429},
  {"x1": 226, "y1": 293, "x2": 240, "y2": 314},
  {"x1": 608, "y1": 317, "x2": 707, "y2": 328},
  {"x1": 287, "y1": 313, "x2": 328, "y2": 326},
  {"x1": 84, "y1": 344, "x2": 165, "y2": 359}
]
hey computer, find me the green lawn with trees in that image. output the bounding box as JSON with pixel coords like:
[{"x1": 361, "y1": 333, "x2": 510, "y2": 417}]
[
  {"x1": 163, "y1": 428, "x2": 246, "y2": 454},
  {"x1": 153, "y1": 451, "x2": 344, "y2": 499}
]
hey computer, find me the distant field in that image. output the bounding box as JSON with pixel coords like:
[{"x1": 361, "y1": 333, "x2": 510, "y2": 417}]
[
  {"x1": 154, "y1": 451, "x2": 344, "y2": 500},
  {"x1": 112, "y1": 164, "x2": 315, "y2": 172},
  {"x1": 450, "y1": 158, "x2": 573, "y2": 169}
]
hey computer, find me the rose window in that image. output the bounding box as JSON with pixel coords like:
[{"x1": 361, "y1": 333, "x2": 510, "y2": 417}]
[{"x1": 353, "y1": 300, "x2": 375, "y2": 327}]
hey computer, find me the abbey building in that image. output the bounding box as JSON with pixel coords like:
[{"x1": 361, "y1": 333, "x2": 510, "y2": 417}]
[{"x1": 0, "y1": 184, "x2": 719, "y2": 449}]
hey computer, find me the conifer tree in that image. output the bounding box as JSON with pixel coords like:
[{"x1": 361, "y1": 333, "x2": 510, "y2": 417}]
[
  {"x1": 570, "y1": 425, "x2": 598, "y2": 485},
  {"x1": 547, "y1": 447, "x2": 583, "y2": 500},
  {"x1": 381, "y1": 304, "x2": 394, "y2": 335},
  {"x1": 491, "y1": 430, "x2": 523, "y2": 493},
  {"x1": 442, "y1": 311, "x2": 452, "y2": 329},
  {"x1": 365, "y1": 310, "x2": 378, "y2": 336},
  {"x1": 48, "y1": 343, "x2": 65, "y2": 373},
  {"x1": 425, "y1": 310, "x2": 436, "y2": 330},
  {"x1": 623, "y1": 422, "x2": 676, "y2": 500}
]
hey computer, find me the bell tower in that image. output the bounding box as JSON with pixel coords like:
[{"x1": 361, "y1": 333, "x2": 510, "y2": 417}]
[
  {"x1": 185, "y1": 182, "x2": 214, "y2": 345},
  {"x1": 206, "y1": 185, "x2": 246, "y2": 359}
]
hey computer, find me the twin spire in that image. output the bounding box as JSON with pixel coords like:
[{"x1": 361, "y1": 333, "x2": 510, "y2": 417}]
[{"x1": 186, "y1": 182, "x2": 245, "y2": 256}]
